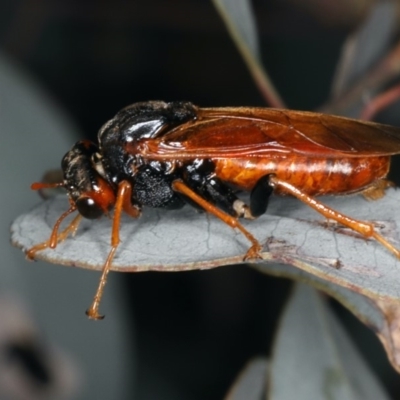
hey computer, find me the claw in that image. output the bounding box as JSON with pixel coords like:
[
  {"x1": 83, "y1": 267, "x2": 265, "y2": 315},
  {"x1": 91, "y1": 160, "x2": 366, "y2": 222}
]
[
  {"x1": 244, "y1": 244, "x2": 263, "y2": 261},
  {"x1": 86, "y1": 308, "x2": 105, "y2": 320}
]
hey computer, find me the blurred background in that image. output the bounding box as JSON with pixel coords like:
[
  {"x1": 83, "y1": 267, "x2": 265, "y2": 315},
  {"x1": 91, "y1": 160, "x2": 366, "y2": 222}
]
[{"x1": 2, "y1": 0, "x2": 400, "y2": 399}]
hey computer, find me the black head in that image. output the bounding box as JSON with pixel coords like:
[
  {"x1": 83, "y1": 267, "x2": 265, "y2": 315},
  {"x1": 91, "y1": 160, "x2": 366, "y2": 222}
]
[{"x1": 61, "y1": 140, "x2": 116, "y2": 219}]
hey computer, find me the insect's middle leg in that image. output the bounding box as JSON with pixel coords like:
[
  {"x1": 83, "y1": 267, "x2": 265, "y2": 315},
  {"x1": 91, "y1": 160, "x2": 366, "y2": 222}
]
[
  {"x1": 172, "y1": 180, "x2": 263, "y2": 259},
  {"x1": 173, "y1": 171, "x2": 276, "y2": 258}
]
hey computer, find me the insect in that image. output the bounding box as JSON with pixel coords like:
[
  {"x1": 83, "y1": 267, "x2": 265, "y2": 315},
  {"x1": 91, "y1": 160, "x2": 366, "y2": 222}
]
[{"x1": 27, "y1": 100, "x2": 400, "y2": 319}]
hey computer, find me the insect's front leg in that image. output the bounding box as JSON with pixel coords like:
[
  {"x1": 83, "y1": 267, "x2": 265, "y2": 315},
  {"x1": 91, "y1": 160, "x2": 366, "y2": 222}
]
[
  {"x1": 86, "y1": 180, "x2": 141, "y2": 320},
  {"x1": 26, "y1": 205, "x2": 82, "y2": 260}
]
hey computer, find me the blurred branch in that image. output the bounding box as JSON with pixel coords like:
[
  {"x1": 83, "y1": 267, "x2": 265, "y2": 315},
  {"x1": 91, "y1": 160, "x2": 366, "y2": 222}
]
[
  {"x1": 320, "y1": 38, "x2": 400, "y2": 114},
  {"x1": 330, "y1": 0, "x2": 399, "y2": 100},
  {"x1": 283, "y1": 0, "x2": 374, "y2": 28},
  {"x1": 212, "y1": 0, "x2": 285, "y2": 108},
  {"x1": 2, "y1": 0, "x2": 50, "y2": 59},
  {"x1": 238, "y1": 47, "x2": 286, "y2": 108},
  {"x1": 360, "y1": 83, "x2": 400, "y2": 120}
]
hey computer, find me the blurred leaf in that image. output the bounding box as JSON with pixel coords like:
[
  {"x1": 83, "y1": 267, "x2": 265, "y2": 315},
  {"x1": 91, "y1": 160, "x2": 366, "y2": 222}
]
[
  {"x1": 211, "y1": 0, "x2": 285, "y2": 108},
  {"x1": 225, "y1": 358, "x2": 268, "y2": 400},
  {"x1": 0, "y1": 52, "x2": 132, "y2": 399},
  {"x1": 268, "y1": 284, "x2": 391, "y2": 400},
  {"x1": 252, "y1": 262, "x2": 400, "y2": 375}
]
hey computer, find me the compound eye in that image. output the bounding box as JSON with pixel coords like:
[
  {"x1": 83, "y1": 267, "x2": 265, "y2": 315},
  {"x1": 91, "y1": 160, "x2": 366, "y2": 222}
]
[{"x1": 76, "y1": 197, "x2": 104, "y2": 219}]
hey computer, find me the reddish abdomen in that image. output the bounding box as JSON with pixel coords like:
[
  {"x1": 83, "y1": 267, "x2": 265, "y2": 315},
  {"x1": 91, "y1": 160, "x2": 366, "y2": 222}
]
[{"x1": 214, "y1": 155, "x2": 390, "y2": 196}]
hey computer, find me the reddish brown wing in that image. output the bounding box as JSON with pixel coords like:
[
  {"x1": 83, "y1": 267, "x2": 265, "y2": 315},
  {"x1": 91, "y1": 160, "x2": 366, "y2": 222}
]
[{"x1": 138, "y1": 107, "x2": 400, "y2": 160}]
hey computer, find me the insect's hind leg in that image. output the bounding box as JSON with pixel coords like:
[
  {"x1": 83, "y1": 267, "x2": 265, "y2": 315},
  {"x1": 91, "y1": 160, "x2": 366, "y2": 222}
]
[{"x1": 268, "y1": 175, "x2": 400, "y2": 259}]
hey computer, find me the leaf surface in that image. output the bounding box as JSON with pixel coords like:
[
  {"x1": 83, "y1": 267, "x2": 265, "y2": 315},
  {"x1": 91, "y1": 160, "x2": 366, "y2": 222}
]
[{"x1": 11, "y1": 189, "x2": 400, "y2": 279}]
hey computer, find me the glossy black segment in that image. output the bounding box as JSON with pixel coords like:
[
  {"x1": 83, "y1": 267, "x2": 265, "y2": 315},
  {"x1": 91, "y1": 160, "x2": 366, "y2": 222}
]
[
  {"x1": 203, "y1": 178, "x2": 239, "y2": 215},
  {"x1": 250, "y1": 175, "x2": 274, "y2": 217},
  {"x1": 99, "y1": 101, "x2": 197, "y2": 143},
  {"x1": 182, "y1": 159, "x2": 239, "y2": 215},
  {"x1": 76, "y1": 197, "x2": 104, "y2": 219},
  {"x1": 98, "y1": 101, "x2": 197, "y2": 185}
]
